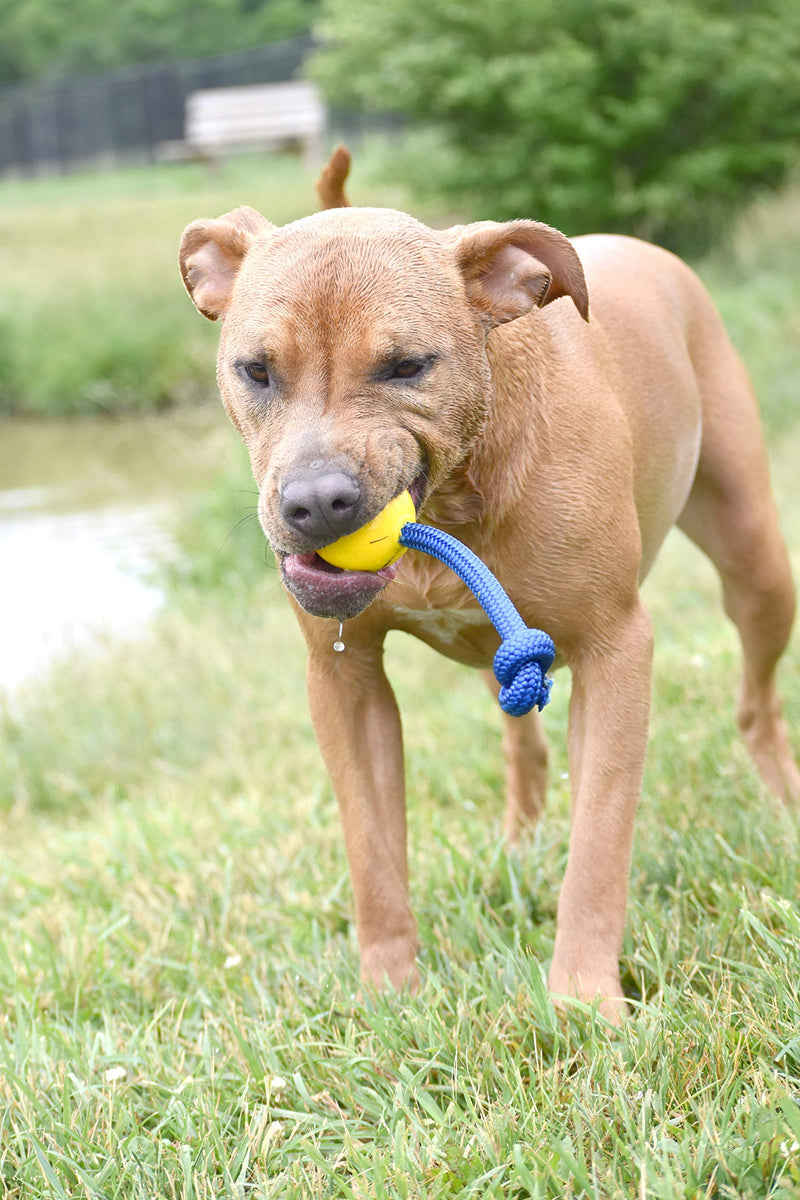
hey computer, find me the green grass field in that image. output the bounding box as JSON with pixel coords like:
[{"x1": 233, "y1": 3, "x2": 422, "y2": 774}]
[
  {"x1": 1, "y1": 159, "x2": 800, "y2": 1197},
  {"x1": 0, "y1": 152, "x2": 413, "y2": 417}
]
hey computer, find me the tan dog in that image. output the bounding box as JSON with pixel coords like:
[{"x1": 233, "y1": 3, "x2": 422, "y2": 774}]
[{"x1": 179, "y1": 146, "x2": 799, "y2": 1017}]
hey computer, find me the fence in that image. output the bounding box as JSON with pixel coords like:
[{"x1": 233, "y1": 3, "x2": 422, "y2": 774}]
[{"x1": 0, "y1": 38, "x2": 316, "y2": 176}]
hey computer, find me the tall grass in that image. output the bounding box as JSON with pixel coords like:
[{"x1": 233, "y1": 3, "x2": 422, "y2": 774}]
[
  {"x1": 2, "y1": 442, "x2": 800, "y2": 1195},
  {"x1": 0, "y1": 152, "x2": 412, "y2": 416},
  {"x1": 701, "y1": 185, "x2": 800, "y2": 438},
  {"x1": 1, "y1": 150, "x2": 798, "y2": 425},
  {"x1": 0, "y1": 168, "x2": 799, "y2": 1196}
]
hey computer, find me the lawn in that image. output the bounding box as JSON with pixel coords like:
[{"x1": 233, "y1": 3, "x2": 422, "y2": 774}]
[{"x1": 0, "y1": 159, "x2": 799, "y2": 1197}]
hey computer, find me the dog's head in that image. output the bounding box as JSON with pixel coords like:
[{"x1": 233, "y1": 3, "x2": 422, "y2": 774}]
[{"x1": 179, "y1": 204, "x2": 587, "y2": 620}]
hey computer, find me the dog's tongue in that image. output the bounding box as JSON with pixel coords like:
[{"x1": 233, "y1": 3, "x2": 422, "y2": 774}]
[
  {"x1": 296, "y1": 552, "x2": 344, "y2": 574},
  {"x1": 282, "y1": 551, "x2": 399, "y2": 599}
]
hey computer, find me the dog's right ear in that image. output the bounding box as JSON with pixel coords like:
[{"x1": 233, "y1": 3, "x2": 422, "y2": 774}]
[{"x1": 179, "y1": 206, "x2": 272, "y2": 321}]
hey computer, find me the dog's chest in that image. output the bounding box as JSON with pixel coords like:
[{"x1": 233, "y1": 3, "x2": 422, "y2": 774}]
[
  {"x1": 389, "y1": 604, "x2": 497, "y2": 668},
  {"x1": 391, "y1": 605, "x2": 489, "y2": 644},
  {"x1": 385, "y1": 558, "x2": 498, "y2": 667},
  {"x1": 382, "y1": 551, "x2": 501, "y2": 665}
]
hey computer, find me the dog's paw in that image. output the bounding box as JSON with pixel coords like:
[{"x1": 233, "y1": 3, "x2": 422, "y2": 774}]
[
  {"x1": 360, "y1": 937, "x2": 420, "y2": 995},
  {"x1": 548, "y1": 965, "x2": 629, "y2": 1026}
]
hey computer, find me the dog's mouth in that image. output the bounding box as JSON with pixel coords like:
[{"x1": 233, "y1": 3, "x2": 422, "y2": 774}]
[{"x1": 279, "y1": 472, "x2": 426, "y2": 621}]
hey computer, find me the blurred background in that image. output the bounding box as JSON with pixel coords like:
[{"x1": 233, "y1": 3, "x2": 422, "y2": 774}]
[{"x1": 1, "y1": 0, "x2": 799, "y2": 809}]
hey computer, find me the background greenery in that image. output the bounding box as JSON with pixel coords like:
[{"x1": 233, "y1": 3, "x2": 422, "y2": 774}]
[
  {"x1": 1, "y1": 156, "x2": 799, "y2": 1195},
  {"x1": 0, "y1": 154, "x2": 409, "y2": 417},
  {"x1": 2, "y1": 153, "x2": 799, "y2": 427},
  {"x1": 0, "y1": 0, "x2": 319, "y2": 84},
  {"x1": 313, "y1": 0, "x2": 800, "y2": 253},
  {"x1": 5, "y1": 0, "x2": 800, "y2": 258}
]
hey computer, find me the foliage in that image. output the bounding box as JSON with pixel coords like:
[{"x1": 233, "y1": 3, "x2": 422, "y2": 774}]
[
  {"x1": 0, "y1": 0, "x2": 319, "y2": 85},
  {"x1": 313, "y1": 0, "x2": 800, "y2": 251}
]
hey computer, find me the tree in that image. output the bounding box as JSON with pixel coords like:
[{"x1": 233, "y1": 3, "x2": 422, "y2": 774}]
[
  {"x1": 312, "y1": 0, "x2": 800, "y2": 251},
  {"x1": 0, "y1": 0, "x2": 319, "y2": 85}
]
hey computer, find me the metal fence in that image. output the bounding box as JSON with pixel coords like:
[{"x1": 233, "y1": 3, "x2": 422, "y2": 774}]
[{"x1": 0, "y1": 37, "x2": 315, "y2": 176}]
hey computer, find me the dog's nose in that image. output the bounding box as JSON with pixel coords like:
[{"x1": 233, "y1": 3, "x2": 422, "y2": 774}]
[{"x1": 280, "y1": 469, "x2": 362, "y2": 541}]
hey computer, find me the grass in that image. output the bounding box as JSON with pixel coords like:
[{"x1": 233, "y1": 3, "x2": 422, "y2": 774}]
[
  {"x1": 3, "y1": 483, "x2": 800, "y2": 1196},
  {"x1": 0, "y1": 151, "x2": 413, "y2": 417},
  {"x1": 1, "y1": 146, "x2": 799, "y2": 430},
  {"x1": 1, "y1": 166, "x2": 800, "y2": 1195},
  {"x1": 700, "y1": 184, "x2": 800, "y2": 439}
]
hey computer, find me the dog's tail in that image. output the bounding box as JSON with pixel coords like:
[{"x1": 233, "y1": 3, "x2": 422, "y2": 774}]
[{"x1": 316, "y1": 143, "x2": 351, "y2": 209}]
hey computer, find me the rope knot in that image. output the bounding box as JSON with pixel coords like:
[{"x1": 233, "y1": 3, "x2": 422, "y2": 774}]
[{"x1": 493, "y1": 629, "x2": 556, "y2": 717}]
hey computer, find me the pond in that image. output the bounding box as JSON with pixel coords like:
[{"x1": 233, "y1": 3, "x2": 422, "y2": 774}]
[{"x1": 0, "y1": 409, "x2": 235, "y2": 691}]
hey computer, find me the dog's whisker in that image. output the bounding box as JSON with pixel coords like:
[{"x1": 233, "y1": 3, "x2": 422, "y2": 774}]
[{"x1": 219, "y1": 512, "x2": 259, "y2": 549}]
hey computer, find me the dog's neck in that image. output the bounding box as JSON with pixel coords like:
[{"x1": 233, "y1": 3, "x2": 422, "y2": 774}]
[{"x1": 427, "y1": 317, "x2": 554, "y2": 537}]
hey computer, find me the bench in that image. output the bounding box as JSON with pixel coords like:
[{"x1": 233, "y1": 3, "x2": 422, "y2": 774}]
[{"x1": 184, "y1": 80, "x2": 326, "y2": 163}]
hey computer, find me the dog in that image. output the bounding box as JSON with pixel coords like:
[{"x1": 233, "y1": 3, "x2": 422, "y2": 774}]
[{"x1": 179, "y1": 145, "x2": 799, "y2": 1018}]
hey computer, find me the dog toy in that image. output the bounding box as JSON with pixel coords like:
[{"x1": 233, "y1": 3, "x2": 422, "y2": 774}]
[
  {"x1": 318, "y1": 490, "x2": 415, "y2": 572},
  {"x1": 320, "y1": 492, "x2": 555, "y2": 716}
]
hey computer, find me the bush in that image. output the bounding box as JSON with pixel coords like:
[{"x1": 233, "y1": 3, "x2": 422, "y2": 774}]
[
  {"x1": 0, "y1": 0, "x2": 319, "y2": 84},
  {"x1": 313, "y1": 0, "x2": 800, "y2": 251}
]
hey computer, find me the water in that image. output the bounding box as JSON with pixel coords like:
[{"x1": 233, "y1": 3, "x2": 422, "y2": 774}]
[{"x1": 0, "y1": 410, "x2": 234, "y2": 690}]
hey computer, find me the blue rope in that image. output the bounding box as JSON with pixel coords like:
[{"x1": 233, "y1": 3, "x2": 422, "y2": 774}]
[{"x1": 398, "y1": 522, "x2": 556, "y2": 716}]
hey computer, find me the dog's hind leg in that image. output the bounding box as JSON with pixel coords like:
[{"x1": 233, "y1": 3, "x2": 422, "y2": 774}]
[
  {"x1": 483, "y1": 672, "x2": 549, "y2": 840},
  {"x1": 678, "y1": 325, "x2": 800, "y2": 803}
]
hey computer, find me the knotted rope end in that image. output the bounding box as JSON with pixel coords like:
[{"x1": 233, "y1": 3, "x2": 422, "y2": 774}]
[{"x1": 494, "y1": 629, "x2": 556, "y2": 717}]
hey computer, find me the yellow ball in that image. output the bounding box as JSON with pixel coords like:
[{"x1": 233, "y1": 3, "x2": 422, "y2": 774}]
[{"x1": 317, "y1": 490, "x2": 416, "y2": 572}]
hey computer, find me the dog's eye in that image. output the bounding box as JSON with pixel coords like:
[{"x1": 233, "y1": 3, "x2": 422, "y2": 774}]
[
  {"x1": 390, "y1": 359, "x2": 424, "y2": 380},
  {"x1": 245, "y1": 363, "x2": 270, "y2": 385}
]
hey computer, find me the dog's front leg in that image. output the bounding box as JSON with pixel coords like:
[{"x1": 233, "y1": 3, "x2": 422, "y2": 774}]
[
  {"x1": 306, "y1": 639, "x2": 419, "y2": 992},
  {"x1": 550, "y1": 601, "x2": 654, "y2": 1021}
]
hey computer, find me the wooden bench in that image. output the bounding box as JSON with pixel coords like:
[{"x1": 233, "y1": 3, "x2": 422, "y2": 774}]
[{"x1": 184, "y1": 80, "x2": 326, "y2": 163}]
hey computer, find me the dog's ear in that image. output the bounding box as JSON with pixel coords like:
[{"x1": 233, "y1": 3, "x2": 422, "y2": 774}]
[
  {"x1": 450, "y1": 219, "x2": 589, "y2": 328},
  {"x1": 179, "y1": 206, "x2": 272, "y2": 321}
]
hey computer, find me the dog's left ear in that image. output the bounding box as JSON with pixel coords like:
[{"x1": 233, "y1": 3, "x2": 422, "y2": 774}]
[
  {"x1": 450, "y1": 219, "x2": 589, "y2": 328},
  {"x1": 179, "y1": 206, "x2": 273, "y2": 321}
]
